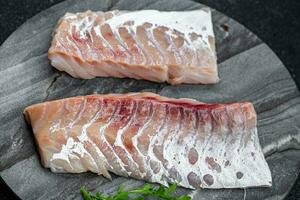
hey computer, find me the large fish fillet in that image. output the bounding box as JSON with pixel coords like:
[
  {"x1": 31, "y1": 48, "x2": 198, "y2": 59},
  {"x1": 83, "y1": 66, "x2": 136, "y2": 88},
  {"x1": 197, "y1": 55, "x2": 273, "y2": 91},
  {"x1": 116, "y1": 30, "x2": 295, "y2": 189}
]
[
  {"x1": 48, "y1": 9, "x2": 219, "y2": 85},
  {"x1": 24, "y1": 93, "x2": 271, "y2": 189}
]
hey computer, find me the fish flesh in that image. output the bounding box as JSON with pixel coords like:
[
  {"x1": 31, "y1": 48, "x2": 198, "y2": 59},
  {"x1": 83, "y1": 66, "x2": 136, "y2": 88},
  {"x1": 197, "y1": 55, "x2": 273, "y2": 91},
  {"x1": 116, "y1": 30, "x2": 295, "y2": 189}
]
[
  {"x1": 24, "y1": 92, "x2": 271, "y2": 189},
  {"x1": 48, "y1": 10, "x2": 218, "y2": 85},
  {"x1": 24, "y1": 93, "x2": 271, "y2": 188},
  {"x1": 48, "y1": 9, "x2": 219, "y2": 85}
]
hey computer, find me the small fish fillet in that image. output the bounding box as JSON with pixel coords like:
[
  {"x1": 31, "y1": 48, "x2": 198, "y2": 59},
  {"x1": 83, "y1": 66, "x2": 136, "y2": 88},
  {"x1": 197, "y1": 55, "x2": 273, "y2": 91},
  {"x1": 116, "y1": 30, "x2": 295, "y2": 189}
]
[
  {"x1": 48, "y1": 9, "x2": 219, "y2": 85},
  {"x1": 24, "y1": 93, "x2": 271, "y2": 189}
]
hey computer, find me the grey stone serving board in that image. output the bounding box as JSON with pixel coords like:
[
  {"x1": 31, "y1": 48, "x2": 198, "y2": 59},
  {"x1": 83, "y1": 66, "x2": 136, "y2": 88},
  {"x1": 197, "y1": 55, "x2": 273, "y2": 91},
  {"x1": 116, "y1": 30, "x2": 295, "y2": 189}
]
[{"x1": 0, "y1": 0, "x2": 299, "y2": 199}]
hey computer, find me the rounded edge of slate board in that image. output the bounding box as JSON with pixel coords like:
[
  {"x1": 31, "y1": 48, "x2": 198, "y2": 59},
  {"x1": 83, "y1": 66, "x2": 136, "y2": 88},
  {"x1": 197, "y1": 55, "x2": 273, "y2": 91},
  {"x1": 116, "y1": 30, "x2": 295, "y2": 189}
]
[{"x1": 0, "y1": 0, "x2": 299, "y2": 200}]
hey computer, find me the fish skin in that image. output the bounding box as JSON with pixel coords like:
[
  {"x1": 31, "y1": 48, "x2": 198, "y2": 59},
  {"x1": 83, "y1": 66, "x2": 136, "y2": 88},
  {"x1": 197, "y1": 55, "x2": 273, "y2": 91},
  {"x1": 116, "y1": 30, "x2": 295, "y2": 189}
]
[
  {"x1": 48, "y1": 10, "x2": 219, "y2": 85},
  {"x1": 24, "y1": 92, "x2": 271, "y2": 189}
]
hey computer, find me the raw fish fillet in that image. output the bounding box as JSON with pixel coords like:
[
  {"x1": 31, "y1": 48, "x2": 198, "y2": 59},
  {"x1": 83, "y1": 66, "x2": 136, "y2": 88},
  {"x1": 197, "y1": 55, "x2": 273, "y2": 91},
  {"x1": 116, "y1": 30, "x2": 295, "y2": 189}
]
[
  {"x1": 24, "y1": 93, "x2": 271, "y2": 189},
  {"x1": 48, "y1": 9, "x2": 219, "y2": 85}
]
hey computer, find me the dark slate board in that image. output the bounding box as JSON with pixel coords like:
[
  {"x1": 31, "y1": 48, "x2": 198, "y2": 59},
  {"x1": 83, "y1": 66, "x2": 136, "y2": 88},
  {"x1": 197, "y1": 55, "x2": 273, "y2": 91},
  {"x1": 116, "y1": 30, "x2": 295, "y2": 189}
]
[{"x1": 0, "y1": 0, "x2": 299, "y2": 199}]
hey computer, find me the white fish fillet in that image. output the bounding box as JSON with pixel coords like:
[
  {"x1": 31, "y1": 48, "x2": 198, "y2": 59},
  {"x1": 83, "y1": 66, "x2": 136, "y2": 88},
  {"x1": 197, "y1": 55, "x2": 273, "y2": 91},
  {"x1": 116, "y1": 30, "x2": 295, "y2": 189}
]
[
  {"x1": 24, "y1": 92, "x2": 272, "y2": 189},
  {"x1": 48, "y1": 9, "x2": 219, "y2": 85}
]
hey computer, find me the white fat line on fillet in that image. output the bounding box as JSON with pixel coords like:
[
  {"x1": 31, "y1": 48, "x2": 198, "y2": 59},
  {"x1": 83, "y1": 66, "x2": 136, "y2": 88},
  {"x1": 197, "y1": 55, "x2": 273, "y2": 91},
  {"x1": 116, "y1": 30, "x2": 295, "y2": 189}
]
[
  {"x1": 178, "y1": 109, "x2": 200, "y2": 188},
  {"x1": 50, "y1": 98, "x2": 87, "y2": 169},
  {"x1": 162, "y1": 108, "x2": 182, "y2": 182},
  {"x1": 198, "y1": 112, "x2": 214, "y2": 187},
  {"x1": 183, "y1": 35, "x2": 207, "y2": 67},
  {"x1": 113, "y1": 100, "x2": 137, "y2": 145},
  {"x1": 56, "y1": 30, "x2": 79, "y2": 58},
  {"x1": 188, "y1": 110, "x2": 204, "y2": 188},
  {"x1": 222, "y1": 107, "x2": 241, "y2": 162},
  {"x1": 190, "y1": 111, "x2": 213, "y2": 180},
  {"x1": 67, "y1": 97, "x2": 86, "y2": 130},
  {"x1": 190, "y1": 110, "x2": 200, "y2": 152},
  {"x1": 49, "y1": 101, "x2": 66, "y2": 139},
  {"x1": 175, "y1": 44, "x2": 188, "y2": 67},
  {"x1": 164, "y1": 31, "x2": 183, "y2": 65},
  {"x1": 147, "y1": 105, "x2": 170, "y2": 185},
  {"x1": 86, "y1": 138, "x2": 111, "y2": 178},
  {"x1": 49, "y1": 138, "x2": 75, "y2": 171},
  {"x1": 89, "y1": 28, "x2": 104, "y2": 60},
  {"x1": 77, "y1": 98, "x2": 109, "y2": 175},
  {"x1": 50, "y1": 140, "x2": 96, "y2": 173},
  {"x1": 164, "y1": 109, "x2": 198, "y2": 189},
  {"x1": 85, "y1": 36, "x2": 93, "y2": 54},
  {"x1": 163, "y1": 107, "x2": 193, "y2": 187},
  {"x1": 199, "y1": 111, "x2": 213, "y2": 159},
  {"x1": 112, "y1": 28, "x2": 133, "y2": 63},
  {"x1": 128, "y1": 26, "x2": 148, "y2": 65},
  {"x1": 145, "y1": 28, "x2": 166, "y2": 66},
  {"x1": 54, "y1": 98, "x2": 86, "y2": 150},
  {"x1": 132, "y1": 103, "x2": 155, "y2": 156},
  {"x1": 66, "y1": 30, "x2": 85, "y2": 59},
  {"x1": 64, "y1": 27, "x2": 84, "y2": 59},
  {"x1": 98, "y1": 100, "x2": 128, "y2": 174},
  {"x1": 114, "y1": 100, "x2": 142, "y2": 174},
  {"x1": 181, "y1": 37, "x2": 198, "y2": 67},
  {"x1": 132, "y1": 103, "x2": 161, "y2": 176},
  {"x1": 206, "y1": 109, "x2": 244, "y2": 188},
  {"x1": 215, "y1": 109, "x2": 230, "y2": 161},
  {"x1": 89, "y1": 29, "x2": 94, "y2": 44},
  {"x1": 84, "y1": 99, "x2": 112, "y2": 177},
  {"x1": 162, "y1": 108, "x2": 182, "y2": 157},
  {"x1": 184, "y1": 110, "x2": 199, "y2": 154},
  {"x1": 71, "y1": 15, "x2": 94, "y2": 40},
  {"x1": 221, "y1": 107, "x2": 236, "y2": 153},
  {"x1": 82, "y1": 16, "x2": 96, "y2": 52},
  {"x1": 94, "y1": 25, "x2": 116, "y2": 56},
  {"x1": 209, "y1": 109, "x2": 232, "y2": 188},
  {"x1": 182, "y1": 39, "x2": 199, "y2": 67},
  {"x1": 182, "y1": 35, "x2": 191, "y2": 46},
  {"x1": 191, "y1": 46, "x2": 203, "y2": 68},
  {"x1": 70, "y1": 18, "x2": 83, "y2": 38},
  {"x1": 70, "y1": 143, "x2": 97, "y2": 172},
  {"x1": 148, "y1": 104, "x2": 171, "y2": 183},
  {"x1": 131, "y1": 102, "x2": 155, "y2": 178},
  {"x1": 86, "y1": 15, "x2": 97, "y2": 38}
]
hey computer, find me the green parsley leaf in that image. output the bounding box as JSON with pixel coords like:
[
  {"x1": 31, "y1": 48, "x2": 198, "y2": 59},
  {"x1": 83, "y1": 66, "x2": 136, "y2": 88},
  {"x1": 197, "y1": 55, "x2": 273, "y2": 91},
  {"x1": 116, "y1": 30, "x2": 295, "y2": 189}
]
[{"x1": 80, "y1": 184, "x2": 191, "y2": 200}]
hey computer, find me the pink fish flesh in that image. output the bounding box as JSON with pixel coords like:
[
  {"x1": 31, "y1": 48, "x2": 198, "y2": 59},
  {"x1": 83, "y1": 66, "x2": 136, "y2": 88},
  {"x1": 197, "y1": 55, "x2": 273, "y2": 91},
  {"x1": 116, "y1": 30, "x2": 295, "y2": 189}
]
[
  {"x1": 23, "y1": 92, "x2": 271, "y2": 189},
  {"x1": 48, "y1": 9, "x2": 219, "y2": 85}
]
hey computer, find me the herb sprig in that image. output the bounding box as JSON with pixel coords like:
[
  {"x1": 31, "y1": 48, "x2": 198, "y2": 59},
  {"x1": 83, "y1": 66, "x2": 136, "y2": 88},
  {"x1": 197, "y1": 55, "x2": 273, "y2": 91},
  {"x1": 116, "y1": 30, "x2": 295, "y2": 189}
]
[{"x1": 80, "y1": 184, "x2": 191, "y2": 200}]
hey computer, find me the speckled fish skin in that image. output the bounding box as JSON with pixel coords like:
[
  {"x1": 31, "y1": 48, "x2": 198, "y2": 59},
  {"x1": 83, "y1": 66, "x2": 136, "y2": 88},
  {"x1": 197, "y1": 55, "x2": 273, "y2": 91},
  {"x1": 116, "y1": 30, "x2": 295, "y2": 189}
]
[
  {"x1": 48, "y1": 9, "x2": 219, "y2": 85},
  {"x1": 23, "y1": 93, "x2": 271, "y2": 189}
]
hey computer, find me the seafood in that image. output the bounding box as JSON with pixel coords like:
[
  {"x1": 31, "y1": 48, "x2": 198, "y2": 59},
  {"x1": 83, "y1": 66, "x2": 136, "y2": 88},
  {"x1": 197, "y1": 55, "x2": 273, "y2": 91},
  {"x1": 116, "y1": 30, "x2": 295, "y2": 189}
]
[
  {"x1": 24, "y1": 92, "x2": 271, "y2": 189},
  {"x1": 48, "y1": 9, "x2": 219, "y2": 85}
]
